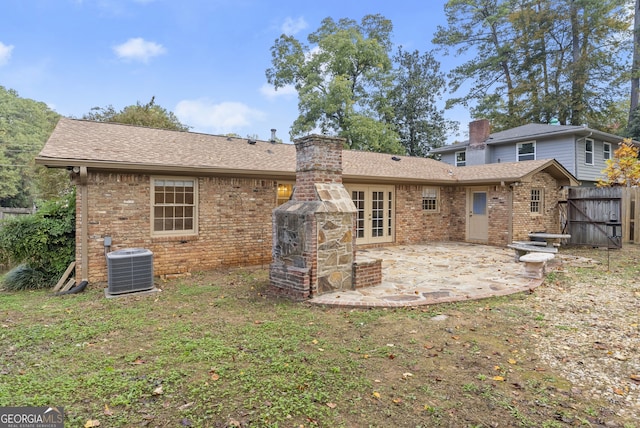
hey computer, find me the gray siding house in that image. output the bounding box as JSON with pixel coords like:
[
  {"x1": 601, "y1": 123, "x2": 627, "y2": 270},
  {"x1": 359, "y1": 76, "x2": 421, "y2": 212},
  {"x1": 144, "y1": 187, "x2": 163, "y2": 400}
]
[{"x1": 432, "y1": 120, "x2": 634, "y2": 186}]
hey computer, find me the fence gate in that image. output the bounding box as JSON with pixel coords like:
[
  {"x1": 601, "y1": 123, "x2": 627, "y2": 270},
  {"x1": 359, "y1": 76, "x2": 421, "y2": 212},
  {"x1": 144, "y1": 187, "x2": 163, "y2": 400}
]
[{"x1": 567, "y1": 187, "x2": 622, "y2": 248}]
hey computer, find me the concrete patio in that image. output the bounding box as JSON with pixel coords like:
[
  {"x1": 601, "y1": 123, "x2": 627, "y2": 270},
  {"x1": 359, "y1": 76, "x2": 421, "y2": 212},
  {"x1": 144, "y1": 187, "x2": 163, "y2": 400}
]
[{"x1": 308, "y1": 242, "x2": 558, "y2": 307}]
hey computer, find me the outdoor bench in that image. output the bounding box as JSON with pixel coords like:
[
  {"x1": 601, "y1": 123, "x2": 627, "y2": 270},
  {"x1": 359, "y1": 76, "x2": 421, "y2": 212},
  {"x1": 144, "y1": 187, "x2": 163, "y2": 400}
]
[
  {"x1": 507, "y1": 243, "x2": 558, "y2": 262},
  {"x1": 518, "y1": 252, "x2": 556, "y2": 279}
]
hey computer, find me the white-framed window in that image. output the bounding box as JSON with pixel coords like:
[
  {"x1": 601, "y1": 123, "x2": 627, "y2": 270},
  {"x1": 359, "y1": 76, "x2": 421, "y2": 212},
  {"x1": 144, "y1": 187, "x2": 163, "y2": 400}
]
[
  {"x1": 585, "y1": 138, "x2": 594, "y2": 165},
  {"x1": 422, "y1": 186, "x2": 439, "y2": 212},
  {"x1": 603, "y1": 142, "x2": 611, "y2": 161},
  {"x1": 455, "y1": 151, "x2": 466, "y2": 167},
  {"x1": 276, "y1": 182, "x2": 294, "y2": 205},
  {"x1": 151, "y1": 177, "x2": 197, "y2": 236},
  {"x1": 530, "y1": 188, "x2": 543, "y2": 214},
  {"x1": 516, "y1": 141, "x2": 536, "y2": 161}
]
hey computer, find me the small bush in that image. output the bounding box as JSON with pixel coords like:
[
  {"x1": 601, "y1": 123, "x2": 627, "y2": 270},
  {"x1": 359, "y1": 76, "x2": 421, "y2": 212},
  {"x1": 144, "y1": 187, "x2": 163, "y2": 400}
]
[
  {"x1": 0, "y1": 191, "x2": 75, "y2": 290},
  {"x1": 2, "y1": 264, "x2": 47, "y2": 291}
]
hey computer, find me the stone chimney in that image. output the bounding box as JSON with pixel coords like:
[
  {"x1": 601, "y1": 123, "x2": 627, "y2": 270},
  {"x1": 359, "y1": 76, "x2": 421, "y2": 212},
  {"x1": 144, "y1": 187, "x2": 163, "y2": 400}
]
[
  {"x1": 466, "y1": 119, "x2": 491, "y2": 166},
  {"x1": 269, "y1": 135, "x2": 357, "y2": 300}
]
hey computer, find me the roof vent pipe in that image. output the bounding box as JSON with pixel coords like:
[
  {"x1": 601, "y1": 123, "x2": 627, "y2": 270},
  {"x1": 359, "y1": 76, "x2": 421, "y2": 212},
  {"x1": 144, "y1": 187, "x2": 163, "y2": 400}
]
[{"x1": 270, "y1": 128, "x2": 277, "y2": 143}]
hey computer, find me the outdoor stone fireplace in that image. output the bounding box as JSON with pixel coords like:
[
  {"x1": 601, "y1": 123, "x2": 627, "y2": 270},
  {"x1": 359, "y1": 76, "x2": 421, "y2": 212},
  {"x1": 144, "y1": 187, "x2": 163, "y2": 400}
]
[{"x1": 269, "y1": 135, "x2": 360, "y2": 300}]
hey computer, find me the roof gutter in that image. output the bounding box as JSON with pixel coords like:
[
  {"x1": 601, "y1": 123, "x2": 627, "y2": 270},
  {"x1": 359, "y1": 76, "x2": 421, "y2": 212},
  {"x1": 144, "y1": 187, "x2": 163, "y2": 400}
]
[{"x1": 35, "y1": 157, "x2": 296, "y2": 179}]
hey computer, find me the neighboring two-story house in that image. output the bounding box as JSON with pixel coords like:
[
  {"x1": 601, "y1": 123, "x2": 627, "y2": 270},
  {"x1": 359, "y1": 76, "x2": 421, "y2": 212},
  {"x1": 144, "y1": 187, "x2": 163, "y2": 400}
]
[{"x1": 431, "y1": 119, "x2": 633, "y2": 186}]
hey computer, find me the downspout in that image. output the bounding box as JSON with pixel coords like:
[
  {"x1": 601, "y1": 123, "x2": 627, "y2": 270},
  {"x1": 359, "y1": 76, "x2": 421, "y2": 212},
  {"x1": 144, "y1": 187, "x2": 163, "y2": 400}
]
[{"x1": 80, "y1": 166, "x2": 88, "y2": 282}]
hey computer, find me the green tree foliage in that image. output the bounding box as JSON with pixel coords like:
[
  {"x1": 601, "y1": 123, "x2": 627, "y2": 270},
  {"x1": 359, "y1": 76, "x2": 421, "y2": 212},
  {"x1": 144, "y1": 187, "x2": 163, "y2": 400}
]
[
  {"x1": 0, "y1": 191, "x2": 76, "y2": 289},
  {"x1": 388, "y1": 48, "x2": 457, "y2": 156},
  {"x1": 433, "y1": 0, "x2": 631, "y2": 132},
  {"x1": 0, "y1": 86, "x2": 64, "y2": 207},
  {"x1": 83, "y1": 96, "x2": 190, "y2": 131},
  {"x1": 266, "y1": 15, "x2": 396, "y2": 153}
]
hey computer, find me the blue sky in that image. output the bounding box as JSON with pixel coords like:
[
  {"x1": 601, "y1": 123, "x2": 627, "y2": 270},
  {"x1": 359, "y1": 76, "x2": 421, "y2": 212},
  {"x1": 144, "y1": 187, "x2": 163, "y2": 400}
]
[{"x1": 1, "y1": 0, "x2": 471, "y2": 144}]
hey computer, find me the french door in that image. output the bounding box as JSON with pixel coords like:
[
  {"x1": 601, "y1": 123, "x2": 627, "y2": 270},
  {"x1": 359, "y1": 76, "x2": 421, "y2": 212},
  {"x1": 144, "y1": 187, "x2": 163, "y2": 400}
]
[{"x1": 348, "y1": 185, "x2": 394, "y2": 244}]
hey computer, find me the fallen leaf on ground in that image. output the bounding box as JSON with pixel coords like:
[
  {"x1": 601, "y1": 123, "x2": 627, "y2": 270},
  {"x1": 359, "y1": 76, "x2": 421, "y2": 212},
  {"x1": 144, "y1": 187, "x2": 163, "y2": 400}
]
[
  {"x1": 326, "y1": 402, "x2": 337, "y2": 409},
  {"x1": 372, "y1": 391, "x2": 381, "y2": 399},
  {"x1": 178, "y1": 402, "x2": 194, "y2": 410},
  {"x1": 493, "y1": 376, "x2": 505, "y2": 381},
  {"x1": 84, "y1": 420, "x2": 100, "y2": 428},
  {"x1": 153, "y1": 385, "x2": 163, "y2": 395},
  {"x1": 103, "y1": 404, "x2": 113, "y2": 416}
]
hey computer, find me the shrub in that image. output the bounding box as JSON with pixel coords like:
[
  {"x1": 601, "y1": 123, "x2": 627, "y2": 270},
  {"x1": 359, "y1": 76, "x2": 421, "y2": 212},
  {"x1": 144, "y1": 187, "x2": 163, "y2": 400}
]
[
  {"x1": 2, "y1": 264, "x2": 47, "y2": 291},
  {"x1": 0, "y1": 191, "x2": 75, "y2": 290}
]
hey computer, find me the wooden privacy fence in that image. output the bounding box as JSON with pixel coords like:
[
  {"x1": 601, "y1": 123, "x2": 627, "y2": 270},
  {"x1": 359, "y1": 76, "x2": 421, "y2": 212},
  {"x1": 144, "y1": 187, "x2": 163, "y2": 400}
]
[
  {"x1": 0, "y1": 207, "x2": 34, "y2": 221},
  {"x1": 566, "y1": 187, "x2": 639, "y2": 247},
  {"x1": 621, "y1": 187, "x2": 640, "y2": 244}
]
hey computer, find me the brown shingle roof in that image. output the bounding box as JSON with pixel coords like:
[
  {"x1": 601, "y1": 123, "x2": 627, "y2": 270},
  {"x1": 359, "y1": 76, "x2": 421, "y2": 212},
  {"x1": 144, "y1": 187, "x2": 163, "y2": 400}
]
[{"x1": 36, "y1": 118, "x2": 577, "y2": 185}]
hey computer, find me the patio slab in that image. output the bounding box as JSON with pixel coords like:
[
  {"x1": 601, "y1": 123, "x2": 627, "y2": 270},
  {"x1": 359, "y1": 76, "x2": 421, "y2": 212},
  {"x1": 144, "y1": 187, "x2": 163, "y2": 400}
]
[{"x1": 308, "y1": 242, "x2": 557, "y2": 308}]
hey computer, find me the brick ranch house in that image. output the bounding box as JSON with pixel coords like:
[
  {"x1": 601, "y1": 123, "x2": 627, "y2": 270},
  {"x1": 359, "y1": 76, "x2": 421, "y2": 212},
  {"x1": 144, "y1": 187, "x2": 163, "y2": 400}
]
[{"x1": 35, "y1": 118, "x2": 578, "y2": 286}]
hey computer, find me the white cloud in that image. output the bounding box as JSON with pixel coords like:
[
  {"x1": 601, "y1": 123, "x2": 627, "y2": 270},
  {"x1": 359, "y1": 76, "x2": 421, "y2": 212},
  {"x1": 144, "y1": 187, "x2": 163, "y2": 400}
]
[
  {"x1": 0, "y1": 42, "x2": 15, "y2": 66},
  {"x1": 113, "y1": 37, "x2": 166, "y2": 63},
  {"x1": 281, "y1": 16, "x2": 307, "y2": 35},
  {"x1": 174, "y1": 99, "x2": 266, "y2": 134},
  {"x1": 260, "y1": 83, "x2": 297, "y2": 100}
]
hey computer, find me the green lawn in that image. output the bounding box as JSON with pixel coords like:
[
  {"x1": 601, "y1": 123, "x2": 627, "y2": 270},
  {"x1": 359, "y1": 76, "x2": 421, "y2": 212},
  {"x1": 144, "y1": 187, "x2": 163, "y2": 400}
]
[{"x1": 1, "y1": 247, "x2": 638, "y2": 427}]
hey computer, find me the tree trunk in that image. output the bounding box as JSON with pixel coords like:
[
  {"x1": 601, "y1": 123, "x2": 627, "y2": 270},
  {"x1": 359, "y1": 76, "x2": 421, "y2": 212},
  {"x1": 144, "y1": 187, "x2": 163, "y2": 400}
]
[
  {"x1": 630, "y1": 0, "x2": 640, "y2": 122},
  {"x1": 570, "y1": 0, "x2": 585, "y2": 126}
]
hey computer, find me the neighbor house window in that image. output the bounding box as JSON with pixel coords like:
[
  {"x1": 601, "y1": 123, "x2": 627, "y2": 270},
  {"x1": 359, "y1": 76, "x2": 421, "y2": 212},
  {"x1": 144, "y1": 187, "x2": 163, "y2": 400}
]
[
  {"x1": 517, "y1": 141, "x2": 536, "y2": 161},
  {"x1": 585, "y1": 138, "x2": 594, "y2": 165},
  {"x1": 276, "y1": 182, "x2": 293, "y2": 205},
  {"x1": 455, "y1": 151, "x2": 466, "y2": 167},
  {"x1": 603, "y1": 142, "x2": 611, "y2": 161},
  {"x1": 422, "y1": 186, "x2": 439, "y2": 212},
  {"x1": 152, "y1": 178, "x2": 197, "y2": 235},
  {"x1": 530, "y1": 188, "x2": 543, "y2": 214}
]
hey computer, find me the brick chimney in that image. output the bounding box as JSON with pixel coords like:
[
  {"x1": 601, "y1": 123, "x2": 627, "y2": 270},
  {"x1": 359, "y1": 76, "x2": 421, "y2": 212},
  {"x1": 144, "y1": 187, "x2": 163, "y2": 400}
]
[
  {"x1": 269, "y1": 134, "x2": 357, "y2": 300},
  {"x1": 466, "y1": 119, "x2": 491, "y2": 166}
]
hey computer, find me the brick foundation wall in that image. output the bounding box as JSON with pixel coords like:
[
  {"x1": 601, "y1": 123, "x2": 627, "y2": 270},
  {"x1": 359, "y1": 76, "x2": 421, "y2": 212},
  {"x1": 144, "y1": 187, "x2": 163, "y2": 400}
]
[
  {"x1": 78, "y1": 172, "x2": 275, "y2": 282},
  {"x1": 268, "y1": 263, "x2": 311, "y2": 300}
]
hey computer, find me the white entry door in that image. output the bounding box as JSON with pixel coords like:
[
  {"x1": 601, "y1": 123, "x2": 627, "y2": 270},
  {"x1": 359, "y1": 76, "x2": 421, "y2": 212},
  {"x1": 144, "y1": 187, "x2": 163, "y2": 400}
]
[
  {"x1": 467, "y1": 188, "x2": 489, "y2": 242},
  {"x1": 348, "y1": 185, "x2": 394, "y2": 245}
]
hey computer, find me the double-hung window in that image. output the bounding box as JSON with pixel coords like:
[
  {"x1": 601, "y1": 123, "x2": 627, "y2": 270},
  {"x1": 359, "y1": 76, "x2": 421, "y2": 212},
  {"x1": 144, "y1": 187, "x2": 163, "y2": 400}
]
[
  {"x1": 530, "y1": 188, "x2": 543, "y2": 214},
  {"x1": 152, "y1": 178, "x2": 197, "y2": 236},
  {"x1": 517, "y1": 141, "x2": 535, "y2": 161},
  {"x1": 603, "y1": 142, "x2": 611, "y2": 161},
  {"x1": 585, "y1": 138, "x2": 594, "y2": 165},
  {"x1": 422, "y1": 187, "x2": 439, "y2": 212},
  {"x1": 455, "y1": 151, "x2": 466, "y2": 167}
]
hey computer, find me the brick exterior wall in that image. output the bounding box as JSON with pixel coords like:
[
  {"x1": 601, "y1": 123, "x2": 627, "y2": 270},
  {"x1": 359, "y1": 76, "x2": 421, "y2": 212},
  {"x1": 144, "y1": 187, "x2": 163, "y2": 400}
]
[
  {"x1": 78, "y1": 172, "x2": 275, "y2": 282},
  {"x1": 76, "y1": 169, "x2": 564, "y2": 284},
  {"x1": 487, "y1": 185, "x2": 513, "y2": 246},
  {"x1": 394, "y1": 185, "x2": 453, "y2": 244},
  {"x1": 511, "y1": 172, "x2": 562, "y2": 241}
]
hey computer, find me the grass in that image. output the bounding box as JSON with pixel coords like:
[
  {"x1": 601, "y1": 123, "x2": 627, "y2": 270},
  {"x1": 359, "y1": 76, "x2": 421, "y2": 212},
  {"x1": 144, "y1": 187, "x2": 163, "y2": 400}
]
[{"x1": 1, "y1": 245, "x2": 639, "y2": 427}]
